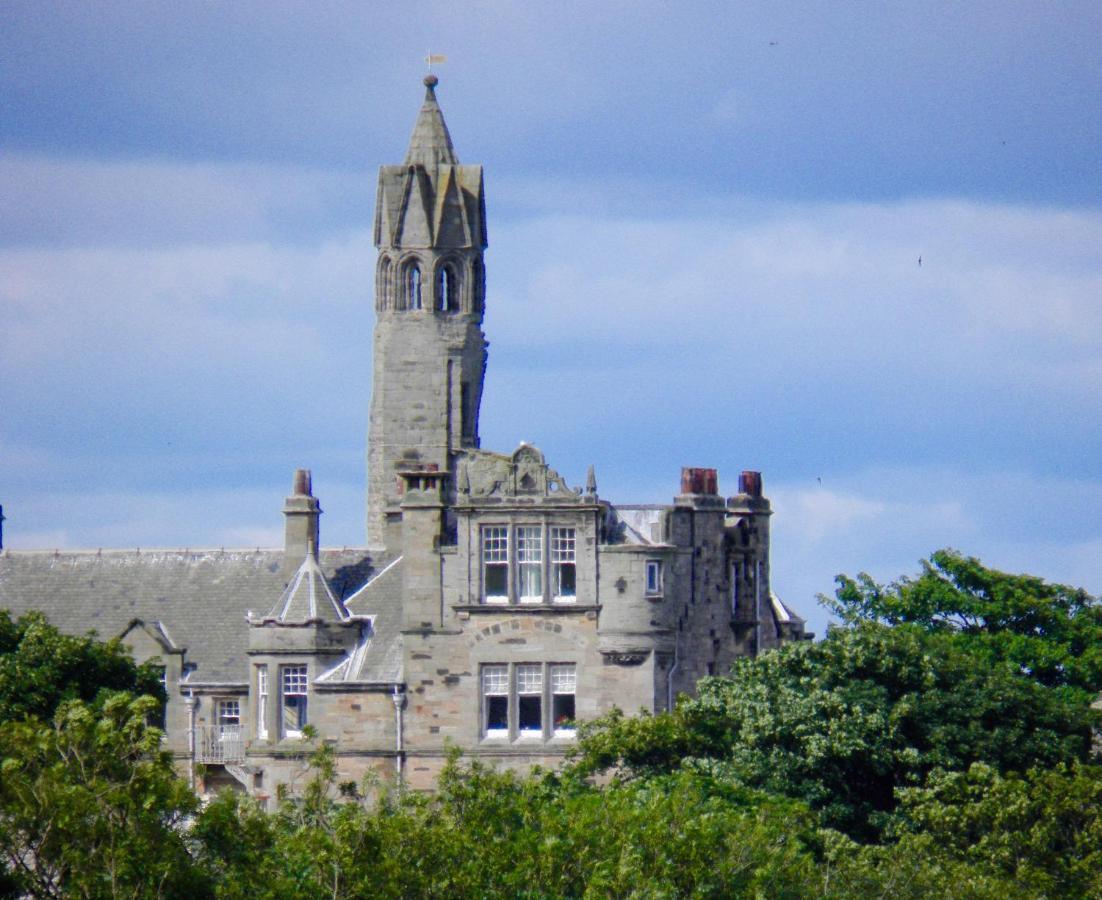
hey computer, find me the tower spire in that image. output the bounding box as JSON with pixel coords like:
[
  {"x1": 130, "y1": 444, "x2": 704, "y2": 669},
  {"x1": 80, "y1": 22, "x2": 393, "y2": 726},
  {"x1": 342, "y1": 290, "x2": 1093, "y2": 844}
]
[{"x1": 404, "y1": 75, "x2": 459, "y2": 168}]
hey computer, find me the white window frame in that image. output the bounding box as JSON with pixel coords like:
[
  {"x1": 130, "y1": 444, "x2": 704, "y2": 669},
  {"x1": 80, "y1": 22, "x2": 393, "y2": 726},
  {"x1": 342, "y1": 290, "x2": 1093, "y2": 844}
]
[
  {"x1": 216, "y1": 698, "x2": 241, "y2": 741},
  {"x1": 550, "y1": 664, "x2": 576, "y2": 737},
  {"x1": 482, "y1": 664, "x2": 509, "y2": 738},
  {"x1": 480, "y1": 662, "x2": 578, "y2": 742},
  {"x1": 550, "y1": 527, "x2": 577, "y2": 603},
  {"x1": 256, "y1": 665, "x2": 268, "y2": 740},
  {"x1": 281, "y1": 664, "x2": 308, "y2": 738},
  {"x1": 645, "y1": 559, "x2": 663, "y2": 595},
  {"x1": 482, "y1": 526, "x2": 510, "y2": 604},
  {"x1": 516, "y1": 664, "x2": 543, "y2": 738},
  {"x1": 516, "y1": 525, "x2": 543, "y2": 604}
]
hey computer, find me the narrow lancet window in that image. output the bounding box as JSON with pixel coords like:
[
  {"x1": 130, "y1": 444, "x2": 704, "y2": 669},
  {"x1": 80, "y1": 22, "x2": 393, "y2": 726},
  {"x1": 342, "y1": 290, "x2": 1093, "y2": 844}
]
[{"x1": 407, "y1": 264, "x2": 422, "y2": 310}]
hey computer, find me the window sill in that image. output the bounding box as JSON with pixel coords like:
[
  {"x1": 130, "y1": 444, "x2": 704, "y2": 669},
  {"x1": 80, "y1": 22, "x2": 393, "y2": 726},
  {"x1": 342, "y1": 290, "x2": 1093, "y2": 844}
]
[{"x1": 457, "y1": 604, "x2": 599, "y2": 616}]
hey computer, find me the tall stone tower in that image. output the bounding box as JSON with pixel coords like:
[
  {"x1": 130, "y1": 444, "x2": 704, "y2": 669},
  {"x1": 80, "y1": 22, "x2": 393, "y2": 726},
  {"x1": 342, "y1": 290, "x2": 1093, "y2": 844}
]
[{"x1": 367, "y1": 75, "x2": 488, "y2": 550}]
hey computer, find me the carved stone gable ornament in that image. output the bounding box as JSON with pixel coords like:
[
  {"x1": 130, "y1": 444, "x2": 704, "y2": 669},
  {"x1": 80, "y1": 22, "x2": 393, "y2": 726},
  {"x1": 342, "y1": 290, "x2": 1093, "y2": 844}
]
[{"x1": 458, "y1": 445, "x2": 582, "y2": 501}]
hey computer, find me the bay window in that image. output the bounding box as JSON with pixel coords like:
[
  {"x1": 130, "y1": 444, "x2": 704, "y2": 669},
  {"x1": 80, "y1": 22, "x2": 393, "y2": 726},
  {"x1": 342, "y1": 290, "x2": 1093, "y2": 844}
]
[{"x1": 480, "y1": 524, "x2": 579, "y2": 604}]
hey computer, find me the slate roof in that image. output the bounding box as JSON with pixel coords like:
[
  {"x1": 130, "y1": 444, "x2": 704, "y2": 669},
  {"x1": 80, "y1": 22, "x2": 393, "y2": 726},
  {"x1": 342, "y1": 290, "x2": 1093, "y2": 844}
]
[
  {"x1": 263, "y1": 552, "x2": 349, "y2": 624},
  {"x1": 0, "y1": 548, "x2": 380, "y2": 684},
  {"x1": 339, "y1": 556, "x2": 405, "y2": 683}
]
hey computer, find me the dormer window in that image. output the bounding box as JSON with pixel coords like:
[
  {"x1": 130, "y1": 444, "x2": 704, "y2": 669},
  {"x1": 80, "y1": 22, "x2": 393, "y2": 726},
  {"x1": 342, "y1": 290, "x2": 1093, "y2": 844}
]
[{"x1": 406, "y1": 264, "x2": 422, "y2": 310}]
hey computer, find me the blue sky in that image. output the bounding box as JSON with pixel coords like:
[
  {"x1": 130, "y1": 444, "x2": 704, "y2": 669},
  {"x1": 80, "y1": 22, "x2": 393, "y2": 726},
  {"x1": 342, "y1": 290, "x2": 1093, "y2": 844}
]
[{"x1": 2, "y1": 1, "x2": 1101, "y2": 638}]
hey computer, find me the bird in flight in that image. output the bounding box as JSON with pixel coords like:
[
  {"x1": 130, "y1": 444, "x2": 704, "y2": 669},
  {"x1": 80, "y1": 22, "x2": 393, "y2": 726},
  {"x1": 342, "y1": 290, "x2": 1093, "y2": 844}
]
[{"x1": 918, "y1": 255, "x2": 923, "y2": 266}]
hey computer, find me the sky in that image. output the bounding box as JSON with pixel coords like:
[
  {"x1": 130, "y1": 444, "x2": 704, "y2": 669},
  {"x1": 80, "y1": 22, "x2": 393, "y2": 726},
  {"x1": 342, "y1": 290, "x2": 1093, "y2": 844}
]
[{"x1": 2, "y1": 1, "x2": 1101, "y2": 639}]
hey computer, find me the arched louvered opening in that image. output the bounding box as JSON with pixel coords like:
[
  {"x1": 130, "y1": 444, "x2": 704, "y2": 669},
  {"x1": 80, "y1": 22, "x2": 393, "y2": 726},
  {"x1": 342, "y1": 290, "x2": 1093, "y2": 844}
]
[
  {"x1": 377, "y1": 256, "x2": 392, "y2": 311},
  {"x1": 406, "y1": 263, "x2": 422, "y2": 310},
  {"x1": 437, "y1": 262, "x2": 460, "y2": 312}
]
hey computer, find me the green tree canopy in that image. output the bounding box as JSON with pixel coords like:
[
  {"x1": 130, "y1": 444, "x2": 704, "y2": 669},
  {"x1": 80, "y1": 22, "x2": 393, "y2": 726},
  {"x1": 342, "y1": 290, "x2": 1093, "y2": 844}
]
[
  {"x1": 0, "y1": 610, "x2": 163, "y2": 723},
  {"x1": 570, "y1": 621, "x2": 1097, "y2": 840},
  {"x1": 823, "y1": 548, "x2": 1102, "y2": 693},
  {"x1": 0, "y1": 693, "x2": 205, "y2": 898}
]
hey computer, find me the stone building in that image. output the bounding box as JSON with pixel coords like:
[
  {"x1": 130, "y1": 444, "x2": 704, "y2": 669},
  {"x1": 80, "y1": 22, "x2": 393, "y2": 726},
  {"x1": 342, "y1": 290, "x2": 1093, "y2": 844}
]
[{"x1": 0, "y1": 76, "x2": 808, "y2": 797}]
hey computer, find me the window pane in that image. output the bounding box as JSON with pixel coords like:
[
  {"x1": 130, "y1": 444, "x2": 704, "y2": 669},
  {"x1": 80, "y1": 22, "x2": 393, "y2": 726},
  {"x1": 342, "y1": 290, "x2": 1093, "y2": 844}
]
[
  {"x1": 283, "y1": 695, "x2": 306, "y2": 733},
  {"x1": 516, "y1": 526, "x2": 542, "y2": 562},
  {"x1": 518, "y1": 563, "x2": 542, "y2": 601},
  {"x1": 518, "y1": 695, "x2": 541, "y2": 733},
  {"x1": 218, "y1": 699, "x2": 240, "y2": 728},
  {"x1": 550, "y1": 664, "x2": 575, "y2": 693},
  {"x1": 516, "y1": 664, "x2": 543, "y2": 694},
  {"x1": 483, "y1": 665, "x2": 508, "y2": 695},
  {"x1": 646, "y1": 560, "x2": 662, "y2": 593},
  {"x1": 486, "y1": 695, "x2": 508, "y2": 733},
  {"x1": 554, "y1": 563, "x2": 576, "y2": 599},
  {"x1": 550, "y1": 527, "x2": 575, "y2": 561},
  {"x1": 482, "y1": 526, "x2": 508, "y2": 561},
  {"x1": 282, "y1": 665, "x2": 308, "y2": 694},
  {"x1": 553, "y1": 694, "x2": 575, "y2": 732},
  {"x1": 483, "y1": 665, "x2": 509, "y2": 736},
  {"x1": 485, "y1": 563, "x2": 508, "y2": 601}
]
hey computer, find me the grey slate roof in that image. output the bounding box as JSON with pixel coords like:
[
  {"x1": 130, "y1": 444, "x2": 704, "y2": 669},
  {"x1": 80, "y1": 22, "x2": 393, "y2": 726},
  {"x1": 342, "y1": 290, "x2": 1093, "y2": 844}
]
[
  {"x1": 339, "y1": 556, "x2": 404, "y2": 683},
  {"x1": 263, "y1": 552, "x2": 349, "y2": 624},
  {"x1": 0, "y1": 548, "x2": 380, "y2": 684}
]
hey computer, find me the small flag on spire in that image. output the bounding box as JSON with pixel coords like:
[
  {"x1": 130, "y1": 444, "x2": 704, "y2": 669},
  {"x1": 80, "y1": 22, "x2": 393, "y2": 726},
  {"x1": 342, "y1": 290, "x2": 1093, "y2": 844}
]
[{"x1": 425, "y1": 52, "x2": 447, "y2": 73}]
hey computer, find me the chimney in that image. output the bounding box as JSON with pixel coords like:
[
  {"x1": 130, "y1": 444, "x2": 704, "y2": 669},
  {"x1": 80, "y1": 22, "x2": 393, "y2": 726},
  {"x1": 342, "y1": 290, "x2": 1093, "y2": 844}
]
[
  {"x1": 680, "y1": 467, "x2": 718, "y2": 496},
  {"x1": 738, "y1": 471, "x2": 763, "y2": 498},
  {"x1": 283, "y1": 469, "x2": 321, "y2": 576}
]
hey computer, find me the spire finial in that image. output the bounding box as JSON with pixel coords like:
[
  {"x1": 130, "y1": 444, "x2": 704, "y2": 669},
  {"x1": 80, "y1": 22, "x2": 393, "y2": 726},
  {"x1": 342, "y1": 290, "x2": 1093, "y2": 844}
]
[{"x1": 423, "y1": 73, "x2": 438, "y2": 96}]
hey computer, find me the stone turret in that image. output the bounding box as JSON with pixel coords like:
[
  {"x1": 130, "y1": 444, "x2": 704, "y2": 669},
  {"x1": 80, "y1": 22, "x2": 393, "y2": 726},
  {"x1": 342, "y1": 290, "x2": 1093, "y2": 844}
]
[{"x1": 367, "y1": 75, "x2": 489, "y2": 550}]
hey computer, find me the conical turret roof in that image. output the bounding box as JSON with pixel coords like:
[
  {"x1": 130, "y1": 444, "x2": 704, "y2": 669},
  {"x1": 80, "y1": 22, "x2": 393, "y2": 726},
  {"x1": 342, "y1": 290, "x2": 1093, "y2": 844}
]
[
  {"x1": 404, "y1": 74, "x2": 459, "y2": 167},
  {"x1": 265, "y1": 547, "x2": 348, "y2": 623}
]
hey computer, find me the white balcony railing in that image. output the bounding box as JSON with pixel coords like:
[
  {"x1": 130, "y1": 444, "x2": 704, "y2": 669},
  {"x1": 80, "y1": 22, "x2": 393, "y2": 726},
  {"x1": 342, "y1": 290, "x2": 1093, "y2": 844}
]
[{"x1": 195, "y1": 724, "x2": 245, "y2": 764}]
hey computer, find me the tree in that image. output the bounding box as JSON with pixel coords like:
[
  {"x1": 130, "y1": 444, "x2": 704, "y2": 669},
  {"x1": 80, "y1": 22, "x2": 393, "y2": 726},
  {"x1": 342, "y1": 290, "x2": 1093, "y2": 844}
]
[
  {"x1": 0, "y1": 692, "x2": 206, "y2": 898},
  {"x1": 823, "y1": 549, "x2": 1102, "y2": 694},
  {"x1": 0, "y1": 610, "x2": 164, "y2": 724},
  {"x1": 569, "y1": 622, "x2": 1097, "y2": 840},
  {"x1": 892, "y1": 762, "x2": 1102, "y2": 897}
]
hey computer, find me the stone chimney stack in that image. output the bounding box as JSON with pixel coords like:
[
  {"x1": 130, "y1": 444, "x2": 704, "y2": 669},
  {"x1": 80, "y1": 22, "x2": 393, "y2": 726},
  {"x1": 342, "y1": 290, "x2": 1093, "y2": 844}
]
[{"x1": 283, "y1": 469, "x2": 321, "y2": 576}]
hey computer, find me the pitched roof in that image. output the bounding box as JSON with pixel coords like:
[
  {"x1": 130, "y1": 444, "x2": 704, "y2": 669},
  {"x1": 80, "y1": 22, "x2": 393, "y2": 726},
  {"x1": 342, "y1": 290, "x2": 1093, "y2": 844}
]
[{"x1": 0, "y1": 548, "x2": 379, "y2": 684}]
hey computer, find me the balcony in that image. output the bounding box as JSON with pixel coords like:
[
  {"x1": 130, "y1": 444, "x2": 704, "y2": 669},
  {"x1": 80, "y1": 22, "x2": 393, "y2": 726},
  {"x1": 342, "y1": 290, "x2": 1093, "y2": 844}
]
[{"x1": 195, "y1": 724, "x2": 246, "y2": 764}]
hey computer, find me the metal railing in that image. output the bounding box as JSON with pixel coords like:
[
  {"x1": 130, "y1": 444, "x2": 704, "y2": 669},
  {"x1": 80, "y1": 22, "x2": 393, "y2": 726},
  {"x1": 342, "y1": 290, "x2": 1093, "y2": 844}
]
[{"x1": 195, "y1": 724, "x2": 245, "y2": 764}]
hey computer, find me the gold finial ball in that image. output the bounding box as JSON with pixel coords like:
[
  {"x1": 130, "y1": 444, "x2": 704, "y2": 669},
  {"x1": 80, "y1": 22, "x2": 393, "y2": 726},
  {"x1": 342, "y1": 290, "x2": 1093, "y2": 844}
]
[{"x1": 424, "y1": 73, "x2": 439, "y2": 89}]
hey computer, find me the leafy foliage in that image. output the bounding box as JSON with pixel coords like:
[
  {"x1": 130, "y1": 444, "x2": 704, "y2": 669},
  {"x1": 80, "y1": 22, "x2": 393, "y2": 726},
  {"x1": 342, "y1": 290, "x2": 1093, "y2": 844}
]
[
  {"x1": 0, "y1": 693, "x2": 206, "y2": 898},
  {"x1": 0, "y1": 610, "x2": 164, "y2": 723},
  {"x1": 823, "y1": 548, "x2": 1102, "y2": 693},
  {"x1": 570, "y1": 621, "x2": 1096, "y2": 840},
  {"x1": 4, "y1": 552, "x2": 1100, "y2": 896}
]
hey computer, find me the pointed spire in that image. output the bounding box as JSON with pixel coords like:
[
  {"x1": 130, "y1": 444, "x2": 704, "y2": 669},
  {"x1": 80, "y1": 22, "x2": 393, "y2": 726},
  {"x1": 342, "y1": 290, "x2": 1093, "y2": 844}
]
[
  {"x1": 266, "y1": 547, "x2": 349, "y2": 624},
  {"x1": 404, "y1": 74, "x2": 459, "y2": 168},
  {"x1": 586, "y1": 465, "x2": 598, "y2": 497}
]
